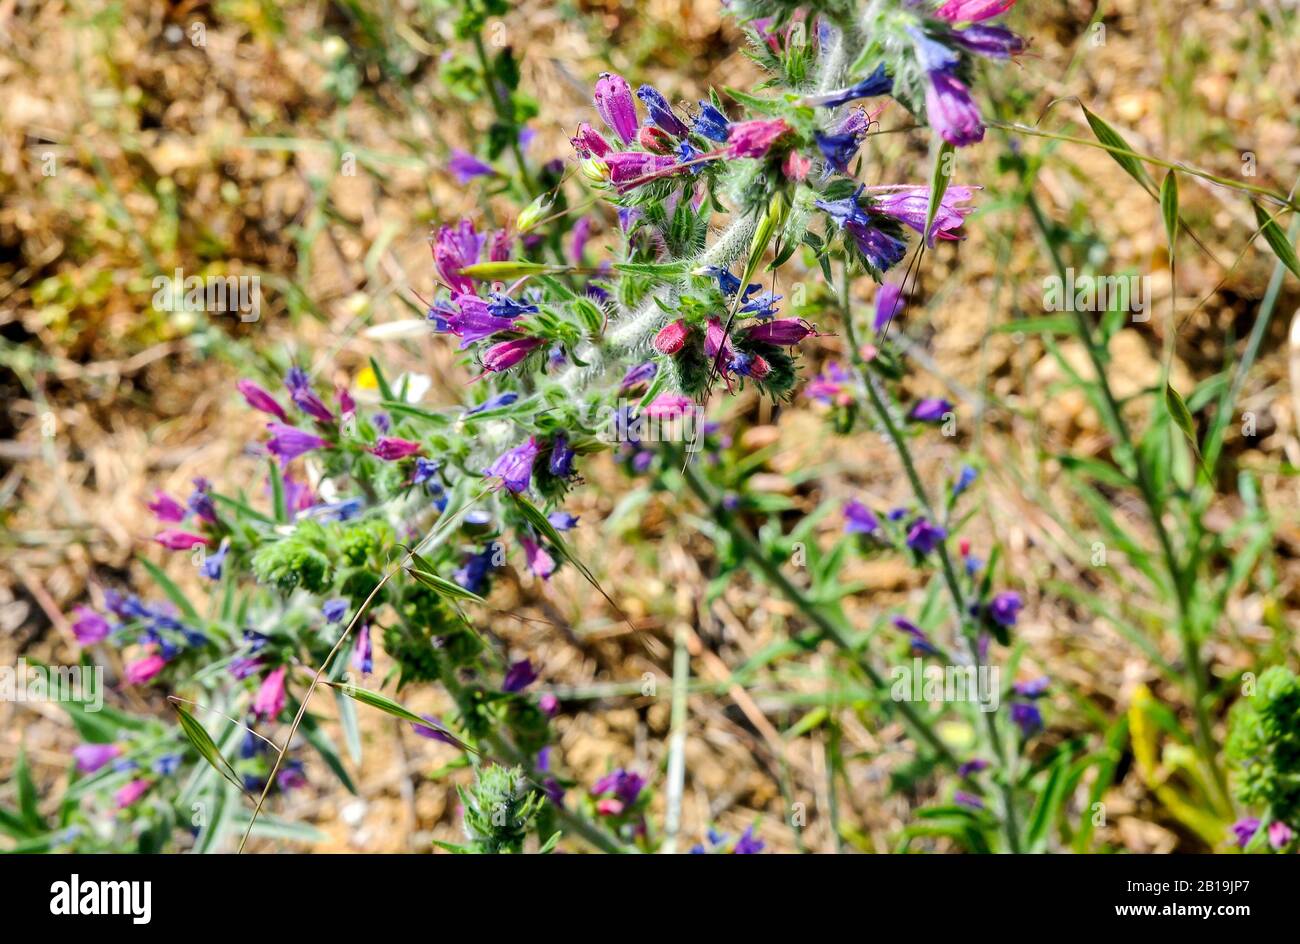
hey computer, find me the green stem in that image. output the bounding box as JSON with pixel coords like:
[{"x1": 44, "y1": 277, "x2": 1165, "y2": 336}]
[
  {"x1": 677, "y1": 458, "x2": 958, "y2": 769},
  {"x1": 1025, "y1": 195, "x2": 1228, "y2": 807},
  {"x1": 839, "y1": 267, "x2": 1022, "y2": 853}
]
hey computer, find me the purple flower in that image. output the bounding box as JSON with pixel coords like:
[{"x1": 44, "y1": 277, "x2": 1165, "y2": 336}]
[
  {"x1": 693, "y1": 102, "x2": 730, "y2": 141},
  {"x1": 549, "y1": 433, "x2": 576, "y2": 478},
  {"x1": 910, "y1": 398, "x2": 953, "y2": 422},
  {"x1": 813, "y1": 129, "x2": 864, "y2": 174},
  {"x1": 952, "y1": 465, "x2": 978, "y2": 497},
  {"x1": 605, "y1": 151, "x2": 680, "y2": 193},
  {"x1": 843, "y1": 500, "x2": 880, "y2": 535},
  {"x1": 906, "y1": 518, "x2": 948, "y2": 555},
  {"x1": 229, "y1": 656, "x2": 263, "y2": 680},
  {"x1": 892, "y1": 616, "x2": 939, "y2": 655},
  {"x1": 72, "y1": 606, "x2": 110, "y2": 645},
  {"x1": 187, "y1": 477, "x2": 217, "y2": 523},
  {"x1": 873, "y1": 282, "x2": 905, "y2": 332},
  {"x1": 487, "y1": 292, "x2": 539, "y2": 319},
  {"x1": 957, "y1": 758, "x2": 989, "y2": 778},
  {"x1": 521, "y1": 538, "x2": 556, "y2": 580},
  {"x1": 265, "y1": 423, "x2": 328, "y2": 462},
  {"x1": 448, "y1": 149, "x2": 495, "y2": 184},
  {"x1": 236, "y1": 379, "x2": 288, "y2": 421},
  {"x1": 74, "y1": 743, "x2": 121, "y2": 774},
  {"x1": 745, "y1": 318, "x2": 812, "y2": 345},
  {"x1": 352, "y1": 622, "x2": 372, "y2": 675},
  {"x1": 277, "y1": 759, "x2": 307, "y2": 791},
  {"x1": 733, "y1": 825, "x2": 765, "y2": 854},
  {"x1": 636, "y1": 84, "x2": 689, "y2": 137},
  {"x1": 548, "y1": 511, "x2": 579, "y2": 531},
  {"x1": 1013, "y1": 676, "x2": 1049, "y2": 699},
  {"x1": 988, "y1": 591, "x2": 1023, "y2": 627},
  {"x1": 908, "y1": 27, "x2": 961, "y2": 73},
  {"x1": 432, "y1": 294, "x2": 517, "y2": 348},
  {"x1": 871, "y1": 185, "x2": 976, "y2": 244},
  {"x1": 594, "y1": 72, "x2": 639, "y2": 145},
  {"x1": 502, "y1": 658, "x2": 538, "y2": 693},
  {"x1": 432, "y1": 219, "x2": 485, "y2": 296},
  {"x1": 323, "y1": 599, "x2": 348, "y2": 623},
  {"x1": 1010, "y1": 701, "x2": 1043, "y2": 737},
  {"x1": 200, "y1": 540, "x2": 229, "y2": 581},
  {"x1": 485, "y1": 436, "x2": 542, "y2": 493},
  {"x1": 454, "y1": 544, "x2": 500, "y2": 595},
  {"x1": 925, "y1": 70, "x2": 985, "y2": 147},
  {"x1": 254, "y1": 665, "x2": 287, "y2": 720},
  {"x1": 952, "y1": 24, "x2": 1025, "y2": 58},
  {"x1": 411, "y1": 714, "x2": 457, "y2": 745},
  {"x1": 954, "y1": 790, "x2": 985, "y2": 811},
  {"x1": 147, "y1": 491, "x2": 187, "y2": 522},
  {"x1": 1231, "y1": 817, "x2": 1261, "y2": 848},
  {"x1": 816, "y1": 190, "x2": 908, "y2": 271},
  {"x1": 284, "y1": 367, "x2": 335, "y2": 424},
  {"x1": 803, "y1": 64, "x2": 892, "y2": 107},
  {"x1": 591, "y1": 768, "x2": 645, "y2": 805},
  {"x1": 806, "y1": 362, "x2": 852, "y2": 406},
  {"x1": 370, "y1": 437, "x2": 423, "y2": 461},
  {"x1": 570, "y1": 216, "x2": 592, "y2": 265},
  {"x1": 620, "y1": 361, "x2": 658, "y2": 392},
  {"x1": 539, "y1": 692, "x2": 560, "y2": 716}
]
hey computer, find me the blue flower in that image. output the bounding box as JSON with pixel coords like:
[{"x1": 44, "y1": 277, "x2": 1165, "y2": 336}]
[
  {"x1": 701, "y1": 266, "x2": 761, "y2": 301},
  {"x1": 733, "y1": 825, "x2": 765, "y2": 854},
  {"x1": 153, "y1": 754, "x2": 182, "y2": 776},
  {"x1": 412, "y1": 457, "x2": 442, "y2": 485},
  {"x1": 636, "y1": 85, "x2": 689, "y2": 137},
  {"x1": 502, "y1": 658, "x2": 538, "y2": 693},
  {"x1": 740, "y1": 292, "x2": 782, "y2": 320},
  {"x1": 1010, "y1": 701, "x2": 1043, "y2": 737},
  {"x1": 549, "y1": 433, "x2": 576, "y2": 478},
  {"x1": 201, "y1": 540, "x2": 229, "y2": 581},
  {"x1": 464, "y1": 392, "x2": 519, "y2": 416},
  {"x1": 487, "y1": 293, "x2": 539, "y2": 319},
  {"x1": 813, "y1": 130, "x2": 863, "y2": 174},
  {"x1": 908, "y1": 27, "x2": 961, "y2": 72},
  {"x1": 803, "y1": 64, "x2": 892, "y2": 107},
  {"x1": 952, "y1": 465, "x2": 978, "y2": 497},
  {"x1": 906, "y1": 518, "x2": 947, "y2": 555},
  {"x1": 693, "y1": 102, "x2": 730, "y2": 141},
  {"x1": 454, "y1": 544, "x2": 500, "y2": 595},
  {"x1": 548, "y1": 511, "x2": 579, "y2": 531},
  {"x1": 843, "y1": 500, "x2": 880, "y2": 535},
  {"x1": 323, "y1": 599, "x2": 348, "y2": 623}
]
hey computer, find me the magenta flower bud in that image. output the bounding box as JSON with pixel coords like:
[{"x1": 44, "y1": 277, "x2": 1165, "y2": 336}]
[
  {"x1": 594, "y1": 72, "x2": 639, "y2": 145},
  {"x1": 783, "y1": 150, "x2": 811, "y2": 181},
  {"x1": 265, "y1": 423, "x2": 329, "y2": 462},
  {"x1": 482, "y1": 336, "x2": 543, "y2": 372},
  {"x1": 744, "y1": 318, "x2": 815, "y2": 346},
  {"x1": 336, "y1": 386, "x2": 356, "y2": 415},
  {"x1": 236, "y1": 379, "x2": 288, "y2": 422},
  {"x1": 871, "y1": 185, "x2": 976, "y2": 243},
  {"x1": 1269, "y1": 821, "x2": 1294, "y2": 850},
  {"x1": 370, "y1": 437, "x2": 423, "y2": 461},
  {"x1": 253, "y1": 665, "x2": 287, "y2": 720},
  {"x1": 447, "y1": 149, "x2": 495, "y2": 185},
  {"x1": 72, "y1": 606, "x2": 110, "y2": 645},
  {"x1": 645, "y1": 394, "x2": 694, "y2": 419},
  {"x1": 489, "y1": 228, "x2": 513, "y2": 262},
  {"x1": 521, "y1": 537, "x2": 556, "y2": 580},
  {"x1": 115, "y1": 778, "x2": 152, "y2": 809},
  {"x1": 146, "y1": 491, "x2": 187, "y2": 522},
  {"x1": 539, "y1": 692, "x2": 560, "y2": 716},
  {"x1": 704, "y1": 317, "x2": 735, "y2": 360},
  {"x1": 605, "y1": 152, "x2": 680, "y2": 193},
  {"x1": 726, "y1": 118, "x2": 790, "y2": 159},
  {"x1": 74, "y1": 743, "x2": 121, "y2": 774},
  {"x1": 925, "y1": 71, "x2": 985, "y2": 147},
  {"x1": 154, "y1": 530, "x2": 211, "y2": 550},
  {"x1": 653, "y1": 319, "x2": 690, "y2": 355},
  {"x1": 571, "y1": 122, "x2": 612, "y2": 158},
  {"x1": 935, "y1": 0, "x2": 1017, "y2": 23},
  {"x1": 485, "y1": 436, "x2": 542, "y2": 493},
  {"x1": 124, "y1": 653, "x2": 166, "y2": 686}
]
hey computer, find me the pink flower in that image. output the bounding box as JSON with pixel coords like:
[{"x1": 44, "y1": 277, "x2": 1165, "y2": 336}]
[
  {"x1": 870, "y1": 185, "x2": 976, "y2": 243},
  {"x1": 783, "y1": 150, "x2": 812, "y2": 181},
  {"x1": 253, "y1": 665, "x2": 287, "y2": 721},
  {"x1": 482, "y1": 336, "x2": 542, "y2": 372},
  {"x1": 645, "y1": 394, "x2": 695, "y2": 419},
  {"x1": 236, "y1": 379, "x2": 288, "y2": 422},
  {"x1": 539, "y1": 692, "x2": 559, "y2": 716},
  {"x1": 521, "y1": 537, "x2": 556, "y2": 580},
  {"x1": 1269, "y1": 821, "x2": 1294, "y2": 849},
  {"x1": 124, "y1": 654, "x2": 166, "y2": 686},
  {"x1": 147, "y1": 491, "x2": 187, "y2": 522},
  {"x1": 73, "y1": 743, "x2": 121, "y2": 774},
  {"x1": 154, "y1": 530, "x2": 211, "y2": 550},
  {"x1": 370, "y1": 437, "x2": 423, "y2": 461},
  {"x1": 571, "y1": 122, "x2": 612, "y2": 158},
  {"x1": 596, "y1": 797, "x2": 625, "y2": 816},
  {"x1": 605, "y1": 152, "x2": 681, "y2": 193},
  {"x1": 935, "y1": 0, "x2": 1017, "y2": 23},
  {"x1": 726, "y1": 118, "x2": 791, "y2": 159},
  {"x1": 593, "y1": 72, "x2": 638, "y2": 145},
  {"x1": 265, "y1": 423, "x2": 329, "y2": 462},
  {"x1": 653, "y1": 319, "x2": 690, "y2": 355},
  {"x1": 432, "y1": 218, "x2": 485, "y2": 296},
  {"x1": 115, "y1": 778, "x2": 151, "y2": 809},
  {"x1": 336, "y1": 387, "x2": 356, "y2": 415}
]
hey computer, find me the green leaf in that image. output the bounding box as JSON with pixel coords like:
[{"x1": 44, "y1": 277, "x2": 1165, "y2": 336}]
[
  {"x1": 1159, "y1": 171, "x2": 1179, "y2": 249},
  {"x1": 1252, "y1": 202, "x2": 1300, "y2": 281},
  {"x1": 405, "y1": 567, "x2": 486, "y2": 604},
  {"x1": 1082, "y1": 106, "x2": 1155, "y2": 194},
  {"x1": 172, "y1": 703, "x2": 247, "y2": 793},
  {"x1": 137, "y1": 557, "x2": 200, "y2": 622},
  {"x1": 298, "y1": 714, "x2": 358, "y2": 795},
  {"x1": 924, "y1": 140, "x2": 956, "y2": 247},
  {"x1": 1165, "y1": 381, "x2": 1205, "y2": 470},
  {"x1": 334, "y1": 687, "x2": 363, "y2": 766},
  {"x1": 15, "y1": 747, "x2": 44, "y2": 833},
  {"x1": 329, "y1": 682, "x2": 472, "y2": 752},
  {"x1": 368, "y1": 356, "x2": 396, "y2": 401},
  {"x1": 268, "y1": 458, "x2": 287, "y2": 523}
]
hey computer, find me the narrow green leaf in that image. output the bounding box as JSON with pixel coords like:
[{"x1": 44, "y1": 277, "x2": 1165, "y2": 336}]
[
  {"x1": 1159, "y1": 171, "x2": 1179, "y2": 249},
  {"x1": 172, "y1": 703, "x2": 246, "y2": 793},
  {"x1": 924, "y1": 140, "x2": 956, "y2": 247},
  {"x1": 1252, "y1": 202, "x2": 1300, "y2": 281},
  {"x1": 137, "y1": 558, "x2": 200, "y2": 622},
  {"x1": 329, "y1": 682, "x2": 473, "y2": 752},
  {"x1": 1082, "y1": 106, "x2": 1155, "y2": 194},
  {"x1": 406, "y1": 567, "x2": 486, "y2": 604},
  {"x1": 15, "y1": 747, "x2": 44, "y2": 832},
  {"x1": 268, "y1": 458, "x2": 287, "y2": 523},
  {"x1": 368, "y1": 356, "x2": 396, "y2": 401},
  {"x1": 334, "y1": 687, "x2": 363, "y2": 765},
  {"x1": 1165, "y1": 381, "x2": 1205, "y2": 468}
]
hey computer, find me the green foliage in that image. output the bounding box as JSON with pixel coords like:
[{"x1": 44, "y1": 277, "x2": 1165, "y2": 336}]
[
  {"x1": 1227, "y1": 667, "x2": 1300, "y2": 824},
  {"x1": 457, "y1": 765, "x2": 544, "y2": 854}
]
